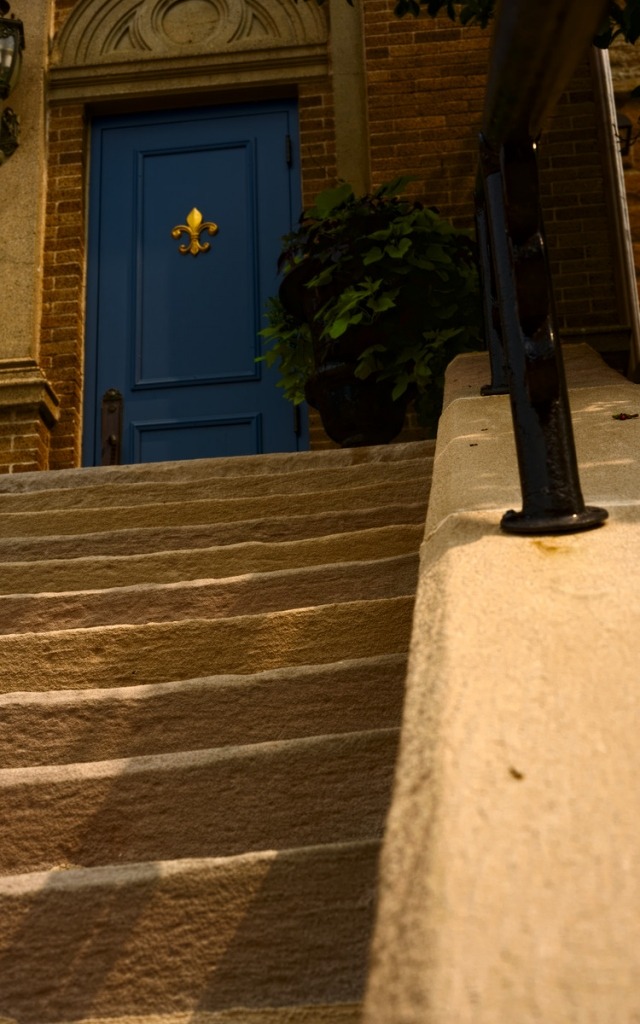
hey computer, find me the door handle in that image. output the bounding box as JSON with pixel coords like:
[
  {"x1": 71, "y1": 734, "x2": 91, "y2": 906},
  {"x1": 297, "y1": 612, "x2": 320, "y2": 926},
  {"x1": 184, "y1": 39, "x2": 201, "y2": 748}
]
[{"x1": 101, "y1": 388, "x2": 123, "y2": 466}]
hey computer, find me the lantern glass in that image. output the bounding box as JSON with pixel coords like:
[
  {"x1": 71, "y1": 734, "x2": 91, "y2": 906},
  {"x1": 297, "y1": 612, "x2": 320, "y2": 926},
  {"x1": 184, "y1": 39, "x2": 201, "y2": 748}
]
[{"x1": 0, "y1": 18, "x2": 23, "y2": 101}]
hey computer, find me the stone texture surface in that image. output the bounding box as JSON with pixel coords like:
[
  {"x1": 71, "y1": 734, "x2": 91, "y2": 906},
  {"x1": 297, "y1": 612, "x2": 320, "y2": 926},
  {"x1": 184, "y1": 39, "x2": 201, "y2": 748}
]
[
  {"x1": 0, "y1": 440, "x2": 434, "y2": 493},
  {"x1": 0, "y1": 440, "x2": 430, "y2": 1020},
  {"x1": 0, "y1": 458, "x2": 429, "y2": 512},
  {"x1": 0, "y1": 842, "x2": 378, "y2": 1022},
  {"x1": 0, "y1": 654, "x2": 407, "y2": 770},
  {"x1": 0, "y1": 501, "x2": 427, "y2": 563},
  {"x1": 329, "y1": 0, "x2": 370, "y2": 194},
  {"x1": 49, "y1": 1009, "x2": 361, "y2": 1024},
  {"x1": 0, "y1": 552, "x2": 418, "y2": 634},
  {"x1": 364, "y1": 348, "x2": 640, "y2": 1023},
  {"x1": 0, "y1": 595, "x2": 415, "y2": 692},
  {"x1": 0, "y1": 729, "x2": 399, "y2": 874},
  {"x1": 0, "y1": 525, "x2": 423, "y2": 594},
  {"x1": 0, "y1": 2, "x2": 51, "y2": 362},
  {"x1": 0, "y1": 481, "x2": 428, "y2": 538},
  {"x1": 53, "y1": 0, "x2": 328, "y2": 67},
  {"x1": 427, "y1": 344, "x2": 640, "y2": 530}
]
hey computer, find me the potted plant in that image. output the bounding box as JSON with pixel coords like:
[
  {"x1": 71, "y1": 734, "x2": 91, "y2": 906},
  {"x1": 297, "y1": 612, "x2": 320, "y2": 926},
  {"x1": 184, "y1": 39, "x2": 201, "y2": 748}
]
[{"x1": 260, "y1": 178, "x2": 483, "y2": 446}]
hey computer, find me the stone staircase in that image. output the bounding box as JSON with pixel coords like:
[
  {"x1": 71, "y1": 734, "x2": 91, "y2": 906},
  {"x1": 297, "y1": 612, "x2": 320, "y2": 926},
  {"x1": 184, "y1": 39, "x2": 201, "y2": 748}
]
[{"x1": 0, "y1": 439, "x2": 434, "y2": 1024}]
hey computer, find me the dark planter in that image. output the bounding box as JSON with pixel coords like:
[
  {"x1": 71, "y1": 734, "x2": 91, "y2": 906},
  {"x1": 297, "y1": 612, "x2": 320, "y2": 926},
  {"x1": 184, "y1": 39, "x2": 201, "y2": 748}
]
[
  {"x1": 279, "y1": 268, "x2": 414, "y2": 446},
  {"x1": 305, "y1": 362, "x2": 410, "y2": 448}
]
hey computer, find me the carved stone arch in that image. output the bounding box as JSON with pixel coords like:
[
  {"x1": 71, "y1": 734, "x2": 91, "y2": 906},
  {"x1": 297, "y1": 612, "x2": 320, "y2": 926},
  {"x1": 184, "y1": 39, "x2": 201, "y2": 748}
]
[{"x1": 52, "y1": 0, "x2": 328, "y2": 68}]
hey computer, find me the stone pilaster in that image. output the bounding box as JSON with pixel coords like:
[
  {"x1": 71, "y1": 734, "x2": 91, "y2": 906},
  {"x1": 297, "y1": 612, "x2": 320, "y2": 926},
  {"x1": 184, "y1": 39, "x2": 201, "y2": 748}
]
[{"x1": 0, "y1": 359, "x2": 60, "y2": 472}]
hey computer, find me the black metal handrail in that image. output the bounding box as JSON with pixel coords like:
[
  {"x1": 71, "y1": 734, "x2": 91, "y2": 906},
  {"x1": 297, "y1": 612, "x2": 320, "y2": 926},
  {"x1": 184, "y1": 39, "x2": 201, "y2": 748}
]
[{"x1": 476, "y1": 0, "x2": 609, "y2": 534}]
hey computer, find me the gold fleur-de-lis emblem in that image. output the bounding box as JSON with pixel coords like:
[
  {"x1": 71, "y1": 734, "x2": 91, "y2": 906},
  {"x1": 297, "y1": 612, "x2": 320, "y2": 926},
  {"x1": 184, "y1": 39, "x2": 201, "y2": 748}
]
[{"x1": 171, "y1": 207, "x2": 219, "y2": 256}]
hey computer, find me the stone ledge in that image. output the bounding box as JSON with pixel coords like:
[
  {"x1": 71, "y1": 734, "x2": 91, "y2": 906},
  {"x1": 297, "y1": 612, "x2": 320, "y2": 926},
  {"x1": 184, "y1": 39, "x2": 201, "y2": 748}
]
[
  {"x1": 427, "y1": 343, "x2": 640, "y2": 531},
  {"x1": 0, "y1": 359, "x2": 60, "y2": 429},
  {"x1": 365, "y1": 343, "x2": 640, "y2": 1024},
  {"x1": 47, "y1": 46, "x2": 330, "y2": 102}
]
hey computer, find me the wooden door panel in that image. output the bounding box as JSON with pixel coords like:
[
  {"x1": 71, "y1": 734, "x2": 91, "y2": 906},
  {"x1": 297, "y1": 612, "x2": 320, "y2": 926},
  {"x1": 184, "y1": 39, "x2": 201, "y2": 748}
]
[
  {"x1": 132, "y1": 414, "x2": 261, "y2": 464},
  {"x1": 138, "y1": 141, "x2": 257, "y2": 385},
  {"x1": 84, "y1": 102, "x2": 305, "y2": 465}
]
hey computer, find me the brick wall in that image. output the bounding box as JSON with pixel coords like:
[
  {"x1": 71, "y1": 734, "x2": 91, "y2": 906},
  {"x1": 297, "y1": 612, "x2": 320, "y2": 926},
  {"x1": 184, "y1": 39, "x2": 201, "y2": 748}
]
[
  {"x1": 41, "y1": 103, "x2": 86, "y2": 471},
  {"x1": 541, "y1": 65, "x2": 620, "y2": 329},
  {"x1": 363, "y1": 7, "x2": 487, "y2": 222},
  {"x1": 0, "y1": 411, "x2": 51, "y2": 473},
  {"x1": 299, "y1": 82, "x2": 337, "y2": 207},
  {"x1": 361, "y1": 8, "x2": 621, "y2": 334}
]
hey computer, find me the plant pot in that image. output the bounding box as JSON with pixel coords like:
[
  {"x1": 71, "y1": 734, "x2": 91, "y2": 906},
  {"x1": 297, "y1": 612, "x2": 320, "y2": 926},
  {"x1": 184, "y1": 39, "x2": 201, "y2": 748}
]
[
  {"x1": 279, "y1": 260, "x2": 361, "y2": 354},
  {"x1": 305, "y1": 362, "x2": 409, "y2": 448}
]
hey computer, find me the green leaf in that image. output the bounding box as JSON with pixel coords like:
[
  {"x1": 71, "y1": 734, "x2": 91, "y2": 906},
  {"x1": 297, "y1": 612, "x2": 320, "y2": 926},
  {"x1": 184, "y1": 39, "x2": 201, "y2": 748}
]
[
  {"x1": 385, "y1": 237, "x2": 412, "y2": 258},
  {"x1": 368, "y1": 291, "x2": 399, "y2": 313},
  {"x1": 362, "y1": 246, "x2": 384, "y2": 265},
  {"x1": 308, "y1": 182, "x2": 354, "y2": 219},
  {"x1": 306, "y1": 265, "x2": 335, "y2": 287},
  {"x1": 424, "y1": 243, "x2": 450, "y2": 261},
  {"x1": 328, "y1": 315, "x2": 355, "y2": 338},
  {"x1": 392, "y1": 378, "x2": 410, "y2": 400}
]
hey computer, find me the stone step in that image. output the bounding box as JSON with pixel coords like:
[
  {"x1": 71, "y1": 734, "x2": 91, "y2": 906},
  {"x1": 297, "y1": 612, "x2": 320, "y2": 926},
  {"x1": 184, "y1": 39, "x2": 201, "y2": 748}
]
[
  {"x1": 0, "y1": 595, "x2": 414, "y2": 692},
  {"x1": 0, "y1": 654, "x2": 407, "y2": 769},
  {"x1": 0, "y1": 728, "x2": 398, "y2": 875},
  {"x1": 0, "y1": 501, "x2": 426, "y2": 562},
  {"x1": 0, "y1": 553, "x2": 418, "y2": 634},
  {"x1": 0, "y1": 458, "x2": 432, "y2": 513},
  {"x1": 0, "y1": 439, "x2": 425, "y2": 1022},
  {"x1": 0, "y1": 841, "x2": 378, "y2": 1022},
  {"x1": 0, "y1": 525, "x2": 423, "y2": 595},
  {"x1": 0, "y1": 439, "x2": 435, "y2": 494},
  {"x1": 0, "y1": 479, "x2": 429, "y2": 539},
  {"x1": 48, "y1": 1007, "x2": 362, "y2": 1024}
]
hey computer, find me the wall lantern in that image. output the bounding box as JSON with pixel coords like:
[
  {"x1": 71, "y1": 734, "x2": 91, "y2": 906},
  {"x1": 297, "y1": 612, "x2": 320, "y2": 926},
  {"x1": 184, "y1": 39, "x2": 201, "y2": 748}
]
[{"x1": 0, "y1": 0, "x2": 24, "y2": 163}]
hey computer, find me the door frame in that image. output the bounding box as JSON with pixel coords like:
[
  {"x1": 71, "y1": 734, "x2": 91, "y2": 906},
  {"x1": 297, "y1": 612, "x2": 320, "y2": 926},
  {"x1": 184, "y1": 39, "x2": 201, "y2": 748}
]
[{"x1": 43, "y1": 0, "x2": 335, "y2": 470}]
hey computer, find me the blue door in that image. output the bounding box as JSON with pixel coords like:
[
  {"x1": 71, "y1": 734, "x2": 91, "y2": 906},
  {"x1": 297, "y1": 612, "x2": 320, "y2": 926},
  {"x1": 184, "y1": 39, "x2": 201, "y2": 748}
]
[{"x1": 84, "y1": 102, "x2": 306, "y2": 465}]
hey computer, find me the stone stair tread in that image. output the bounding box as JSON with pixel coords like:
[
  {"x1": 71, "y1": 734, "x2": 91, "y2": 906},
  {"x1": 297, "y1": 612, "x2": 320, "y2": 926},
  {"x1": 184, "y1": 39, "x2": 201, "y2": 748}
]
[
  {"x1": 0, "y1": 439, "x2": 435, "y2": 494},
  {"x1": 0, "y1": 439, "x2": 428, "y2": 1019},
  {"x1": 0, "y1": 479, "x2": 430, "y2": 538},
  {"x1": 0, "y1": 553, "x2": 419, "y2": 634},
  {"x1": 0, "y1": 458, "x2": 432, "y2": 513},
  {"x1": 0, "y1": 728, "x2": 399, "y2": 874},
  {"x1": 47, "y1": 1006, "x2": 362, "y2": 1024},
  {"x1": 0, "y1": 525, "x2": 424, "y2": 595},
  {"x1": 0, "y1": 595, "x2": 414, "y2": 691},
  {"x1": 0, "y1": 502, "x2": 427, "y2": 562},
  {"x1": 0, "y1": 654, "x2": 407, "y2": 769},
  {"x1": 0, "y1": 840, "x2": 379, "y2": 1021}
]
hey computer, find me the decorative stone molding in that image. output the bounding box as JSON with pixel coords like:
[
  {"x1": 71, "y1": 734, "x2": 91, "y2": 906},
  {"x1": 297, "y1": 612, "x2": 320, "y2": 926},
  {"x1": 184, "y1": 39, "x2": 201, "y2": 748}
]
[
  {"x1": 0, "y1": 358, "x2": 60, "y2": 472},
  {"x1": 52, "y1": 0, "x2": 328, "y2": 68},
  {"x1": 0, "y1": 359, "x2": 60, "y2": 429},
  {"x1": 48, "y1": 0, "x2": 329, "y2": 101}
]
